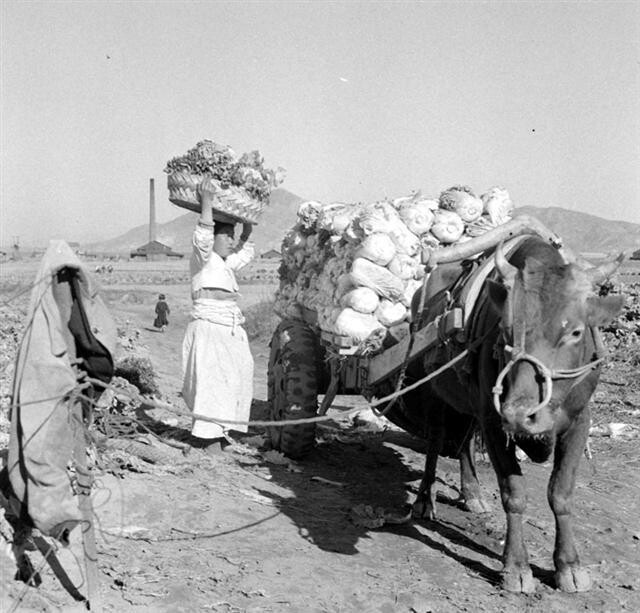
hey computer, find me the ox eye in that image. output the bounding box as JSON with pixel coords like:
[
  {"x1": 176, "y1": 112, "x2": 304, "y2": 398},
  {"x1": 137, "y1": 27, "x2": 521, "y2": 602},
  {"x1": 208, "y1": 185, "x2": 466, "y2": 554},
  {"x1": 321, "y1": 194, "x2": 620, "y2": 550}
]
[{"x1": 562, "y1": 327, "x2": 584, "y2": 344}]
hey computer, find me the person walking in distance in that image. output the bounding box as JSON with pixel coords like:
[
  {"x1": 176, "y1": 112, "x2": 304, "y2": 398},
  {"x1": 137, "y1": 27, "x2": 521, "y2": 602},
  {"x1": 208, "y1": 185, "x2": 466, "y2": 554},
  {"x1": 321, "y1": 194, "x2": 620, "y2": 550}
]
[
  {"x1": 181, "y1": 179, "x2": 255, "y2": 454},
  {"x1": 153, "y1": 294, "x2": 170, "y2": 331}
]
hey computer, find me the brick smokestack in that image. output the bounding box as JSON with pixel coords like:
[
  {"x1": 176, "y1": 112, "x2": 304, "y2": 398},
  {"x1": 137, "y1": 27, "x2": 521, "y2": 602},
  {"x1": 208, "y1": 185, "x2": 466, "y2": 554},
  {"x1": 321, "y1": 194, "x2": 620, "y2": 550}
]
[{"x1": 149, "y1": 178, "x2": 156, "y2": 243}]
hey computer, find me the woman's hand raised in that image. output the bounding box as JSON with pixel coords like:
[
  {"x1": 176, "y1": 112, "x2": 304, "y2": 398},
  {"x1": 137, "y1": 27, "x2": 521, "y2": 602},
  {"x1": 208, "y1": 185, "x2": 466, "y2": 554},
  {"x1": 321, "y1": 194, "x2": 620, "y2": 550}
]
[
  {"x1": 197, "y1": 175, "x2": 218, "y2": 208},
  {"x1": 240, "y1": 223, "x2": 253, "y2": 242},
  {"x1": 196, "y1": 175, "x2": 217, "y2": 225}
]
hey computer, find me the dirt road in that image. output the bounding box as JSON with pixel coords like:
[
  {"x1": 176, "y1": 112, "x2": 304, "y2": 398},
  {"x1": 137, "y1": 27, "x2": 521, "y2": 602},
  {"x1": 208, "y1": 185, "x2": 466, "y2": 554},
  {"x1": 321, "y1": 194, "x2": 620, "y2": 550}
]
[{"x1": 2, "y1": 280, "x2": 639, "y2": 612}]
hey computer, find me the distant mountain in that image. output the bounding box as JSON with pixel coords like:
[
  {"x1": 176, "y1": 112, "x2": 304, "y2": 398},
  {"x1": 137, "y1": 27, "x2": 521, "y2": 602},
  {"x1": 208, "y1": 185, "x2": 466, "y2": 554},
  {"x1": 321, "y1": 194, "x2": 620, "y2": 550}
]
[
  {"x1": 516, "y1": 206, "x2": 640, "y2": 254},
  {"x1": 85, "y1": 188, "x2": 305, "y2": 256},
  {"x1": 85, "y1": 193, "x2": 640, "y2": 257}
]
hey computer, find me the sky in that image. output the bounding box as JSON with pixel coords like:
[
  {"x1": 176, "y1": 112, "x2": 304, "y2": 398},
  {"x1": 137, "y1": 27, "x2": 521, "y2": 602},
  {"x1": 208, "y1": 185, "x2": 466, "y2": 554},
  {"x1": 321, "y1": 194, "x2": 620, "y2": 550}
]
[{"x1": 1, "y1": 1, "x2": 639, "y2": 248}]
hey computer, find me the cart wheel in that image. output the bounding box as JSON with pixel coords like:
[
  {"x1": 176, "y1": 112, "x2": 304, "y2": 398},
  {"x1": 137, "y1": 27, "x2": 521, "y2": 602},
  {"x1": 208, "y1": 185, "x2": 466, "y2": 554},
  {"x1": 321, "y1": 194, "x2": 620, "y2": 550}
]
[{"x1": 267, "y1": 319, "x2": 320, "y2": 459}]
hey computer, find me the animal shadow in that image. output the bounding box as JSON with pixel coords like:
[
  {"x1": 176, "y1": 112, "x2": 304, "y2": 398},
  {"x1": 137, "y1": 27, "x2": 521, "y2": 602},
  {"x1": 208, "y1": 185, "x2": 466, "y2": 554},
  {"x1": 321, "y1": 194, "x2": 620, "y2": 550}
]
[{"x1": 250, "y1": 419, "x2": 421, "y2": 555}]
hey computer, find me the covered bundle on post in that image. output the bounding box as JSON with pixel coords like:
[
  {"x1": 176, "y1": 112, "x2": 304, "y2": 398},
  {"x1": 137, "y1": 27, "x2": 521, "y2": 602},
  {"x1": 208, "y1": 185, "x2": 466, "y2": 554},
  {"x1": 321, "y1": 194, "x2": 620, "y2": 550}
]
[{"x1": 4, "y1": 240, "x2": 117, "y2": 606}]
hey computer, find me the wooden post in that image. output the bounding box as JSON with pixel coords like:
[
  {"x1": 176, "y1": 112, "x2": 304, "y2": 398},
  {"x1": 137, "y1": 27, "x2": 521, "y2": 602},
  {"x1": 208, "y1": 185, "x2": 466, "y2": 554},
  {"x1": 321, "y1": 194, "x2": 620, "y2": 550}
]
[{"x1": 74, "y1": 405, "x2": 101, "y2": 611}]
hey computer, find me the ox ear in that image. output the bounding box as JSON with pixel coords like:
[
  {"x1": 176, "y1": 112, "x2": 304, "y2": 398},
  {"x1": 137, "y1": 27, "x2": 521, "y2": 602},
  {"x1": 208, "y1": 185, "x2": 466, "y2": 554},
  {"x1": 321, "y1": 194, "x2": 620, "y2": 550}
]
[
  {"x1": 486, "y1": 279, "x2": 509, "y2": 311},
  {"x1": 587, "y1": 295, "x2": 625, "y2": 327},
  {"x1": 587, "y1": 252, "x2": 626, "y2": 286}
]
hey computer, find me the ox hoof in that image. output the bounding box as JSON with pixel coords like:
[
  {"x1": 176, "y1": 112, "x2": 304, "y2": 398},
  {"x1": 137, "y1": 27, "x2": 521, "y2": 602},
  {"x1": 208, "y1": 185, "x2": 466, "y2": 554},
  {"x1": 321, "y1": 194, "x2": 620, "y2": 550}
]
[
  {"x1": 460, "y1": 496, "x2": 490, "y2": 514},
  {"x1": 555, "y1": 566, "x2": 591, "y2": 592},
  {"x1": 412, "y1": 498, "x2": 437, "y2": 521},
  {"x1": 501, "y1": 567, "x2": 536, "y2": 593}
]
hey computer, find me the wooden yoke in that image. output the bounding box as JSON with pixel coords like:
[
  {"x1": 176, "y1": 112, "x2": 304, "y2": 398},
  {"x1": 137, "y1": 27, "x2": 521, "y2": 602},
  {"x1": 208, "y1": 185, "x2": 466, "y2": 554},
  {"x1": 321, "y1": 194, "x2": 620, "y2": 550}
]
[{"x1": 421, "y1": 215, "x2": 565, "y2": 267}]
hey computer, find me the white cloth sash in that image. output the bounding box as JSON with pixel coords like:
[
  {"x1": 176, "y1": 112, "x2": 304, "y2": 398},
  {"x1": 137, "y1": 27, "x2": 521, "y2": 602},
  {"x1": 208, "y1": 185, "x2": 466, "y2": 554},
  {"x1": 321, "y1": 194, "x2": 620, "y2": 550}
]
[{"x1": 191, "y1": 298, "x2": 245, "y2": 331}]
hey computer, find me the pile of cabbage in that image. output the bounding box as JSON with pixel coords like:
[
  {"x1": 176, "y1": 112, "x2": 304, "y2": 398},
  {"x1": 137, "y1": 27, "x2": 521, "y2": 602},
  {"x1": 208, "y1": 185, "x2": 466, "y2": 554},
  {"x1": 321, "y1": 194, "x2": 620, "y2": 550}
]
[{"x1": 275, "y1": 185, "x2": 513, "y2": 345}]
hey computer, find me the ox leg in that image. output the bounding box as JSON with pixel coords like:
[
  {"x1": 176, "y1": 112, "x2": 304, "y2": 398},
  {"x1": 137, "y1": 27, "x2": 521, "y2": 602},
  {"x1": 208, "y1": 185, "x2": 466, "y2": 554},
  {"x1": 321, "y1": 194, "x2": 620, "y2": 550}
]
[
  {"x1": 412, "y1": 401, "x2": 445, "y2": 521},
  {"x1": 458, "y1": 433, "x2": 490, "y2": 514},
  {"x1": 483, "y1": 422, "x2": 535, "y2": 593},
  {"x1": 548, "y1": 407, "x2": 592, "y2": 592}
]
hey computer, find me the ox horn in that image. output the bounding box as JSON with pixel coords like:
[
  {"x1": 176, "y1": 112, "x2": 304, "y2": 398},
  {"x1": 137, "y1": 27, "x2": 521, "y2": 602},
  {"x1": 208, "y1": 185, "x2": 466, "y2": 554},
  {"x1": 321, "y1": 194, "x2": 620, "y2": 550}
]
[
  {"x1": 494, "y1": 241, "x2": 518, "y2": 284},
  {"x1": 587, "y1": 252, "x2": 626, "y2": 286},
  {"x1": 560, "y1": 244, "x2": 604, "y2": 271}
]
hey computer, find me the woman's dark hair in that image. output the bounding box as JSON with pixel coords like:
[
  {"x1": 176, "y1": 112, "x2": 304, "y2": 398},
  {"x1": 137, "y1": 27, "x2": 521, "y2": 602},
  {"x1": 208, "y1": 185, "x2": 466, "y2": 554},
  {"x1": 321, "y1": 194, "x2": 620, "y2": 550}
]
[
  {"x1": 214, "y1": 222, "x2": 235, "y2": 236},
  {"x1": 159, "y1": 294, "x2": 165, "y2": 300}
]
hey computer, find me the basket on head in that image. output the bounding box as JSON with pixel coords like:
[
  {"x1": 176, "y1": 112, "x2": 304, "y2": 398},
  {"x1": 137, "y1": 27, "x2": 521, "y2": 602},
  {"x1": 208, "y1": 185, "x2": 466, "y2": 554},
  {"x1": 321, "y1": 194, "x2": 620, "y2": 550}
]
[{"x1": 167, "y1": 170, "x2": 266, "y2": 224}]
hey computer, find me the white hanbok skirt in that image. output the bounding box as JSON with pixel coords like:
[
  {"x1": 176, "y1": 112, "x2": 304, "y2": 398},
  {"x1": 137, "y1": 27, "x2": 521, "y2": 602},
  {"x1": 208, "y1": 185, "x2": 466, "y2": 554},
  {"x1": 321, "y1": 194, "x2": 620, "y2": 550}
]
[{"x1": 182, "y1": 310, "x2": 254, "y2": 439}]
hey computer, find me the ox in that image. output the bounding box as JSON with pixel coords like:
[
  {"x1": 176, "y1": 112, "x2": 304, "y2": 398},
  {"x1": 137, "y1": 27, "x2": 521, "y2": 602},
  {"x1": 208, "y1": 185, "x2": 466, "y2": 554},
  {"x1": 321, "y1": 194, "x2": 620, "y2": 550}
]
[{"x1": 403, "y1": 236, "x2": 624, "y2": 593}]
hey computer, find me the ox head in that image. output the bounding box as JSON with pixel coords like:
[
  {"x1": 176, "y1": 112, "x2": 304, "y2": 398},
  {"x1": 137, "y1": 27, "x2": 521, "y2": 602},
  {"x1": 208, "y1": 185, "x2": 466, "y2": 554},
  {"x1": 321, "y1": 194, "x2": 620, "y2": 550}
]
[{"x1": 486, "y1": 243, "x2": 625, "y2": 457}]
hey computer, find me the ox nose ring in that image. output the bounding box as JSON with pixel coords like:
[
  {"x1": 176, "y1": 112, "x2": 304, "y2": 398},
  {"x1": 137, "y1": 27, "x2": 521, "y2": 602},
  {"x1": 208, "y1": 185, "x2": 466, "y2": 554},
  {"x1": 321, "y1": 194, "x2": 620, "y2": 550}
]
[{"x1": 492, "y1": 353, "x2": 553, "y2": 417}]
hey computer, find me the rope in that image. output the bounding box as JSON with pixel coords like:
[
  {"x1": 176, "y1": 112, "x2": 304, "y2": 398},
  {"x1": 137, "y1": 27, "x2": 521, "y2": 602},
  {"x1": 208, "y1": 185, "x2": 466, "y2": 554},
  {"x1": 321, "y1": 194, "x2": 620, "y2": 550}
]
[
  {"x1": 81, "y1": 344, "x2": 474, "y2": 429},
  {"x1": 382, "y1": 269, "x2": 432, "y2": 414},
  {"x1": 4, "y1": 322, "x2": 489, "y2": 439},
  {"x1": 7, "y1": 538, "x2": 59, "y2": 613},
  {"x1": 492, "y1": 351, "x2": 604, "y2": 418},
  {"x1": 0, "y1": 275, "x2": 53, "y2": 307},
  {"x1": 79, "y1": 391, "x2": 188, "y2": 451}
]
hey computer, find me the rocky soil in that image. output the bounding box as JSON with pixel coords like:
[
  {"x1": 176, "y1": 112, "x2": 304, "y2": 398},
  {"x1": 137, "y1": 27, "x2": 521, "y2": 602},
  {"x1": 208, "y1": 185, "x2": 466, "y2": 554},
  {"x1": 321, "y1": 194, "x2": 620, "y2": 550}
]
[{"x1": 1, "y1": 265, "x2": 639, "y2": 613}]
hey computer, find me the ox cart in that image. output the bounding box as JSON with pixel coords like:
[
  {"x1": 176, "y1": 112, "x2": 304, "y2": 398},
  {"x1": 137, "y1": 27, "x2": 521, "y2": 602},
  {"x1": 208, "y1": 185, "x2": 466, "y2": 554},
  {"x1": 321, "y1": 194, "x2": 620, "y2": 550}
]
[{"x1": 267, "y1": 216, "x2": 566, "y2": 458}]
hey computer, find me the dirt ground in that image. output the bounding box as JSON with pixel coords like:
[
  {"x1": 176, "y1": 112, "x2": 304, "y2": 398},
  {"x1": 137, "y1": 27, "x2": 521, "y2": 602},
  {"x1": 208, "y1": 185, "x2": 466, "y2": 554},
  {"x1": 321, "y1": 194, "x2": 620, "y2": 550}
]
[{"x1": 1, "y1": 270, "x2": 639, "y2": 613}]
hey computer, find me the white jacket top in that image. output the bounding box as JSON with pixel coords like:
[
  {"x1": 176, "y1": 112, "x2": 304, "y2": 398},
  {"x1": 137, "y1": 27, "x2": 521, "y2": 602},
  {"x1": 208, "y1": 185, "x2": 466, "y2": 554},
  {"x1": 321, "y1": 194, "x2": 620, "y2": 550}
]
[{"x1": 190, "y1": 222, "x2": 255, "y2": 295}]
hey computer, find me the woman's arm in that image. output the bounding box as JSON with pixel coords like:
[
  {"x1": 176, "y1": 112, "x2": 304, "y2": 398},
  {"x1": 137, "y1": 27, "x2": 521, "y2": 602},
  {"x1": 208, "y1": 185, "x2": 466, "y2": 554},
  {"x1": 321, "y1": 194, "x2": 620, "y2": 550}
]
[
  {"x1": 192, "y1": 178, "x2": 217, "y2": 262},
  {"x1": 236, "y1": 223, "x2": 253, "y2": 248},
  {"x1": 240, "y1": 223, "x2": 252, "y2": 242},
  {"x1": 197, "y1": 178, "x2": 216, "y2": 228},
  {"x1": 227, "y1": 223, "x2": 255, "y2": 270}
]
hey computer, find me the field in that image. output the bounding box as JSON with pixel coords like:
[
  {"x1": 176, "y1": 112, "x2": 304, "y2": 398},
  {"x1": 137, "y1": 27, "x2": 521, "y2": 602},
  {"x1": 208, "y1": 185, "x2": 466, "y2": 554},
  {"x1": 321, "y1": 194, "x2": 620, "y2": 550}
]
[{"x1": 1, "y1": 258, "x2": 639, "y2": 613}]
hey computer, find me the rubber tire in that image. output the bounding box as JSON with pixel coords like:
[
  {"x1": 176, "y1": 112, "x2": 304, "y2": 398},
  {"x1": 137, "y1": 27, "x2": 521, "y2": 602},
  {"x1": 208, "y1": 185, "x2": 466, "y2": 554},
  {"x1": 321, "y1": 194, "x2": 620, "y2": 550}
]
[{"x1": 267, "y1": 319, "x2": 320, "y2": 459}]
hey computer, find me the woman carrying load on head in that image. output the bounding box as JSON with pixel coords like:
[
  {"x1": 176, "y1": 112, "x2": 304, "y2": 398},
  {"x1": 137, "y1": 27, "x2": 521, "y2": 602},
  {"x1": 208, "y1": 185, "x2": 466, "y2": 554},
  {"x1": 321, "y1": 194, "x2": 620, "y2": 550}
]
[{"x1": 182, "y1": 180, "x2": 255, "y2": 454}]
